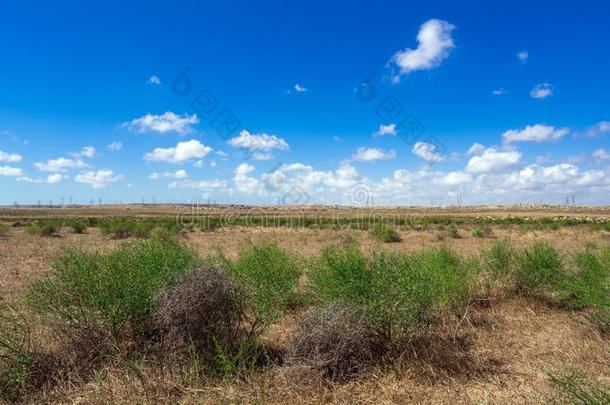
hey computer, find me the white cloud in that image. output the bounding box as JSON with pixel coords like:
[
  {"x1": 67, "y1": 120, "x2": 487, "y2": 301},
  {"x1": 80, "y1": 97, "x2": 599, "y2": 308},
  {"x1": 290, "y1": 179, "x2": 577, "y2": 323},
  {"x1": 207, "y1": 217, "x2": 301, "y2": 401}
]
[
  {"x1": 352, "y1": 147, "x2": 396, "y2": 162},
  {"x1": 500, "y1": 163, "x2": 579, "y2": 191},
  {"x1": 17, "y1": 174, "x2": 65, "y2": 184},
  {"x1": 210, "y1": 156, "x2": 610, "y2": 205},
  {"x1": 228, "y1": 130, "x2": 289, "y2": 160},
  {"x1": 234, "y1": 163, "x2": 260, "y2": 193},
  {"x1": 391, "y1": 19, "x2": 455, "y2": 77},
  {"x1": 465, "y1": 147, "x2": 521, "y2": 174},
  {"x1": 530, "y1": 83, "x2": 553, "y2": 99},
  {"x1": 169, "y1": 179, "x2": 227, "y2": 190},
  {"x1": 466, "y1": 143, "x2": 485, "y2": 156},
  {"x1": 144, "y1": 140, "x2": 212, "y2": 164},
  {"x1": 517, "y1": 51, "x2": 529, "y2": 63},
  {"x1": 502, "y1": 124, "x2": 569, "y2": 144},
  {"x1": 35, "y1": 157, "x2": 89, "y2": 172},
  {"x1": 412, "y1": 142, "x2": 445, "y2": 163},
  {"x1": 123, "y1": 111, "x2": 199, "y2": 134},
  {"x1": 0, "y1": 150, "x2": 22, "y2": 163},
  {"x1": 577, "y1": 121, "x2": 610, "y2": 138},
  {"x1": 373, "y1": 123, "x2": 397, "y2": 137},
  {"x1": 593, "y1": 148, "x2": 610, "y2": 162},
  {"x1": 147, "y1": 75, "x2": 161, "y2": 85},
  {"x1": 436, "y1": 171, "x2": 472, "y2": 186},
  {"x1": 294, "y1": 83, "x2": 308, "y2": 92},
  {"x1": 216, "y1": 151, "x2": 228, "y2": 157},
  {"x1": 74, "y1": 146, "x2": 95, "y2": 158},
  {"x1": 75, "y1": 170, "x2": 121, "y2": 189},
  {"x1": 149, "y1": 170, "x2": 188, "y2": 180},
  {"x1": 107, "y1": 141, "x2": 123, "y2": 151},
  {"x1": 492, "y1": 88, "x2": 508, "y2": 96},
  {"x1": 0, "y1": 166, "x2": 22, "y2": 176}
]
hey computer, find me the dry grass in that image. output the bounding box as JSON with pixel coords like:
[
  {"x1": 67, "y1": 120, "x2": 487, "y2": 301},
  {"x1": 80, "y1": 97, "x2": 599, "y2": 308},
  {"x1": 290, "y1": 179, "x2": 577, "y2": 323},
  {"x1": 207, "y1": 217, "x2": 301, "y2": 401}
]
[{"x1": 0, "y1": 206, "x2": 609, "y2": 403}]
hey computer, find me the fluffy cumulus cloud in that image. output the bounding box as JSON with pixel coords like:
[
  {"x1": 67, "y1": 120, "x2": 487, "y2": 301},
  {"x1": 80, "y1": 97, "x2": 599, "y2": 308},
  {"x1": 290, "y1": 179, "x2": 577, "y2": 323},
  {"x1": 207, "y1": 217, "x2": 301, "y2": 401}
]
[
  {"x1": 391, "y1": 19, "x2": 455, "y2": 77},
  {"x1": 465, "y1": 147, "x2": 521, "y2": 174},
  {"x1": 578, "y1": 121, "x2": 610, "y2": 138},
  {"x1": 123, "y1": 111, "x2": 199, "y2": 134},
  {"x1": 373, "y1": 123, "x2": 397, "y2": 137},
  {"x1": 75, "y1": 170, "x2": 121, "y2": 189},
  {"x1": 466, "y1": 143, "x2": 486, "y2": 156},
  {"x1": 294, "y1": 83, "x2": 308, "y2": 92},
  {"x1": 412, "y1": 142, "x2": 444, "y2": 163},
  {"x1": 492, "y1": 88, "x2": 508, "y2": 96},
  {"x1": 34, "y1": 157, "x2": 88, "y2": 172},
  {"x1": 352, "y1": 147, "x2": 396, "y2": 162},
  {"x1": 593, "y1": 148, "x2": 610, "y2": 162},
  {"x1": 0, "y1": 150, "x2": 22, "y2": 163},
  {"x1": 436, "y1": 171, "x2": 472, "y2": 186},
  {"x1": 72, "y1": 146, "x2": 95, "y2": 158},
  {"x1": 0, "y1": 166, "x2": 22, "y2": 176},
  {"x1": 228, "y1": 130, "x2": 289, "y2": 160},
  {"x1": 530, "y1": 83, "x2": 553, "y2": 99},
  {"x1": 502, "y1": 124, "x2": 569, "y2": 144},
  {"x1": 149, "y1": 170, "x2": 188, "y2": 180},
  {"x1": 17, "y1": 174, "x2": 65, "y2": 184},
  {"x1": 107, "y1": 141, "x2": 123, "y2": 151},
  {"x1": 144, "y1": 140, "x2": 212, "y2": 164},
  {"x1": 233, "y1": 163, "x2": 260, "y2": 193},
  {"x1": 517, "y1": 50, "x2": 529, "y2": 62},
  {"x1": 221, "y1": 154, "x2": 610, "y2": 205}
]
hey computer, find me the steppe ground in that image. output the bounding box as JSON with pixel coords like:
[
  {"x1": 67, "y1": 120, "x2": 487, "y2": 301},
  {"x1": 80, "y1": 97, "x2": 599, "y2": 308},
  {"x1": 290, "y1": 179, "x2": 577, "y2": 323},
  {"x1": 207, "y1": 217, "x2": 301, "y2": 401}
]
[{"x1": 1, "y1": 205, "x2": 609, "y2": 404}]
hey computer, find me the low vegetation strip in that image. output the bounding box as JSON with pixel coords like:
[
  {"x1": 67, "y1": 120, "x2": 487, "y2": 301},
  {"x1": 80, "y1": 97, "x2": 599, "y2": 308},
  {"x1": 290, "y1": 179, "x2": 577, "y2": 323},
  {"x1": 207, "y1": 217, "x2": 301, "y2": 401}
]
[
  {"x1": 3, "y1": 213, "x2": 610, "y2": 237},
  {"x1": 0, "y1": 236, "x2": 608, "y2": 402}
]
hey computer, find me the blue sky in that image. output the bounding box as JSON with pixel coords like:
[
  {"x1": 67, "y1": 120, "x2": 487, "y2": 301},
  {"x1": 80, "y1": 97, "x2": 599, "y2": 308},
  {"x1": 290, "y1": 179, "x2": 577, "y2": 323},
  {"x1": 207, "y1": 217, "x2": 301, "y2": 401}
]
[{"x1": 1, "y1": 0, "x2": 609, "y2": 205}]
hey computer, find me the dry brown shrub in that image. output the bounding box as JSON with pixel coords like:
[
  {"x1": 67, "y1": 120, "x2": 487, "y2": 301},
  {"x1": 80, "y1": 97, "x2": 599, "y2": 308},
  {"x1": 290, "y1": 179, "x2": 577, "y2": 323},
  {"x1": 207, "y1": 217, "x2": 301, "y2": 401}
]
[
  {"x1": 285, "y1": 303, "x2": 385, "y2": 382},
  {"x1": 154, "y1": 266, "x2": 247, "y2": 362}
]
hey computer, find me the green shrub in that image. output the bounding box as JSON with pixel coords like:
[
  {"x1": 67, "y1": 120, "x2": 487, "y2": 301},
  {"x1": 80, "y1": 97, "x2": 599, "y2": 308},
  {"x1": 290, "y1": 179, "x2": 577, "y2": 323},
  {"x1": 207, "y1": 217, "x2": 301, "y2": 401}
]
[
  {"x1": 370, "y1": 223, "x2": 402, "y2": 243},
  {"x1": 515, "y1": 243, "x2": 567, "y2": 302},
  {"x1": 484, "y1": 240, "x2": 516, "y2": 280},
  {"x1": 472, "y1": 225, "x2": 493, "y2": 238},
  {"x1": 563, "y1": 248, "x2": 610, "y2": 310},
  {"x1": 25, "y1": 225, "x2": 39, "y2": 236},
  {"x1": 0, "y1": 223, "x2": 9, "y2": 237},
  {"x1": 99, "y1": 218, "x2": 137, "y2": 238},
  {"x1": 26, "y1": 238, "x2": 199, "y2": 343},
  {"x1": 68, "y1": 219, "x2": 87, "y2": 234},
  {"x1": 25, "y1": 220, "x2": 61, "y2": 237},
  {"x1": 218, "y1": 242, "x2": 302, "y2": 332},
  {"x1": 310, "y1": 244, "x2": 473, "y2": 346}
]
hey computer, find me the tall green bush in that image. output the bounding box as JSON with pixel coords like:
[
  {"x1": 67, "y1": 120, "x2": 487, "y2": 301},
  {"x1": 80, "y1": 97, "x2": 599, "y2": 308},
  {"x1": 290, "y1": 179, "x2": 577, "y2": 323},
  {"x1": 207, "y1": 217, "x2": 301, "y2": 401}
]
[
  {"x1": 26, "y1": 238, "x2": 199, "y2": 342},
  {"x1": 310, "y1": 244, "x2": 474, "y2": 345},
  {"x1": 218, "y1": 242, "x2": 302, "y2": 332}
]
